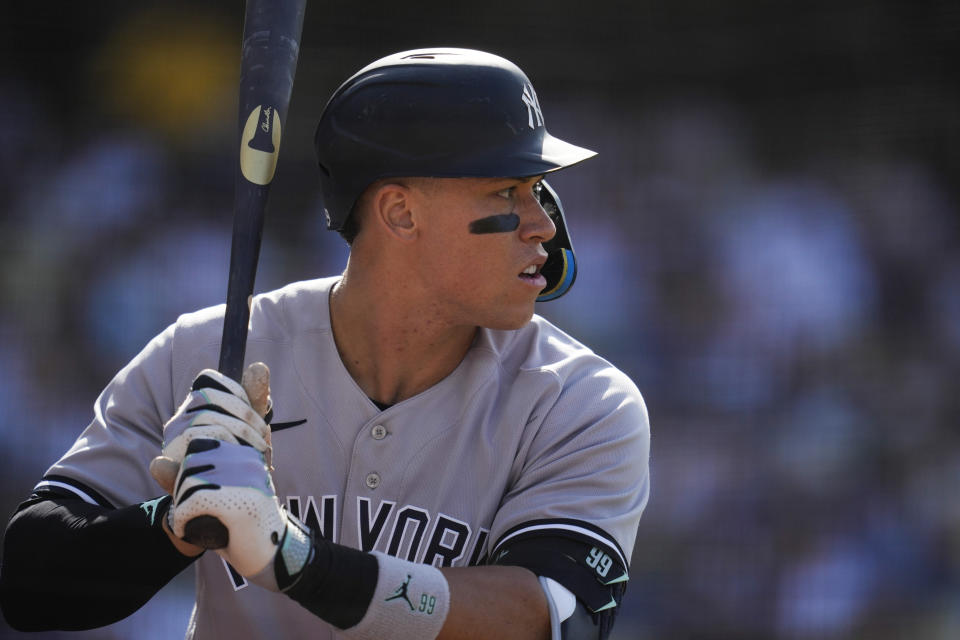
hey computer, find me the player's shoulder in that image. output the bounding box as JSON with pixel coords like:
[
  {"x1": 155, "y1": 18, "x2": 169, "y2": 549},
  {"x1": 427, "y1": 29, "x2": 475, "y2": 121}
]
[
  {"x1": 249, "y1": 277, "x2": 337, "y2": 335},
  {"x1": 169, "y1": 277, "x2": 336, "y2": 341},
  {"x1": 480, "y1": 314, "x2": 644, "y2": 409},
  {"x1": 483, "y1": 314, "x2": 628, "y2": 378}
]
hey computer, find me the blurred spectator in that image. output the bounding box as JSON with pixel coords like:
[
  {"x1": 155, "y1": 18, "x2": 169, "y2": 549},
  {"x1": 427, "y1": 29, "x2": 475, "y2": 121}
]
[{"x1": 705, "y1": 181, "x2": 878, "y2": 410}]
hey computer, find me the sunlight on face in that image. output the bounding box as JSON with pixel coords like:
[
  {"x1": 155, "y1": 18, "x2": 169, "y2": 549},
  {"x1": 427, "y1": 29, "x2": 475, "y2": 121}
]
[{"x1": 408, "y1": 176, "x2": 554, "y2": 330}]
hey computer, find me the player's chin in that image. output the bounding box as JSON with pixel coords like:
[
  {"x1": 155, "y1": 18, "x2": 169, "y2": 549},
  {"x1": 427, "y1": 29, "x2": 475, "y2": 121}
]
[
  {"x1": 476, "y1": 279, "x2": 542, "y2": 330},
  {"x1": 485, "y1": 299, "x2": 538, "y2": 331}
]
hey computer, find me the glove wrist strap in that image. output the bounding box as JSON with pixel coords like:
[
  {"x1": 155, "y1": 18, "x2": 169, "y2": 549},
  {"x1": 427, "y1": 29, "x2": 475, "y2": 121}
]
[{"x1": 275, "y1": 514, "x2": 313, "y2": 589}]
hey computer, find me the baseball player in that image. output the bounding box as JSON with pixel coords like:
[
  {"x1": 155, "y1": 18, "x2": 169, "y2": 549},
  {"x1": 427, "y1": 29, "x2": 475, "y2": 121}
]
[{"x1": 0, "y1": 48, "x2": 649, "y2": 640}]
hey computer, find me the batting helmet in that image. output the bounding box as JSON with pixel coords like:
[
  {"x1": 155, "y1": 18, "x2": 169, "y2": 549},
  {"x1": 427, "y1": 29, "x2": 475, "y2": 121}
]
[{"x1": 314, "y1": 47, "x2": 595, "y2": 300}]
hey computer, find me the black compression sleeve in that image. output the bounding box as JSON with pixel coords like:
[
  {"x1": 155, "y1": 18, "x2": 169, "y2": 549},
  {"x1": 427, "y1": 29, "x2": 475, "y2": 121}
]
[
  {"x1": 0, "y1": 494, "x2": 198, "y2": 631},
  {"x1": 282, "y1": 536, "x2": 379, "y2": 629}
]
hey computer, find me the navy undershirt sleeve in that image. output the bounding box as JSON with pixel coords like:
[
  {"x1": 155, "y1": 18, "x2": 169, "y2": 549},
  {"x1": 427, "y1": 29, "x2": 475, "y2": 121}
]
[{"x1": 0, "y1": 493, "x2": 198, "y2": 631}]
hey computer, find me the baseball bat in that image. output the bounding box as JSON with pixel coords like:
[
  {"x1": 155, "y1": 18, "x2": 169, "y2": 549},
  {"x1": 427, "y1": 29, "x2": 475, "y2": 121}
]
[{"x1": 182, "y1": 0, "x2": 307, "y2": 550}]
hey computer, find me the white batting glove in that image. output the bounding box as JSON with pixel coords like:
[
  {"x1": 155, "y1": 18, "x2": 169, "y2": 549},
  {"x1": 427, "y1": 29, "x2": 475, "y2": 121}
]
[
  {"x1": 168, "y1": 438, "x2": 312, "y2": 591},
  {"x1": 150, "y1": 363, "x2": 273, "y2": 495}
]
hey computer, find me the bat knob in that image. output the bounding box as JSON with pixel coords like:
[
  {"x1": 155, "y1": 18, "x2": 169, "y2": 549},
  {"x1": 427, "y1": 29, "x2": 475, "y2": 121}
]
[{"x1": 183, "y1": 515, "x2": 230, "y2": 549}]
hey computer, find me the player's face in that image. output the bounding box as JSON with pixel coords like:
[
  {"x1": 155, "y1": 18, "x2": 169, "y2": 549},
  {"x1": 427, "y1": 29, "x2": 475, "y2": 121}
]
[{"x1": 412, "y1": 175, "x2": 556, "y2": 330}]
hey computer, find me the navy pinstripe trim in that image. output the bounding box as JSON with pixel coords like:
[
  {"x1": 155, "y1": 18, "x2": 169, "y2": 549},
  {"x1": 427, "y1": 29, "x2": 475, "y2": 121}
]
[
  {"x1": 33, "y1": 474, "x2": 115, "y2": 508},
  {"x1": 492, "y1": 518, "x2": 628, "y2": 568}
]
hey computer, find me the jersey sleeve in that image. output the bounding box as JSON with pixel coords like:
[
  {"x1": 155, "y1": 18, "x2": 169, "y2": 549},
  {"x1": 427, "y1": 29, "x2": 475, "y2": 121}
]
[
  {"x1": 488, "y1": 362, "x2": 650, "y2": 572},
  {"x1": 37, "y1": 323, "x2": 182, "y2": 508}
]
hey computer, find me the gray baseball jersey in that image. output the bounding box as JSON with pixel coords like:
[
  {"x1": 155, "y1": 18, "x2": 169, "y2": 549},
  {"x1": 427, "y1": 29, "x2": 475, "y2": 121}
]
[{"x1": 38, "y1": 276, "x2": 650, "y2": 639}]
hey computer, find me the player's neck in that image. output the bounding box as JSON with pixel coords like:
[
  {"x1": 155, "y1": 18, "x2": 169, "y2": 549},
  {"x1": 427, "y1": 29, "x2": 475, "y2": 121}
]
[{"x1": 329, "y1": 271, "x2": 476, "y2": 406}]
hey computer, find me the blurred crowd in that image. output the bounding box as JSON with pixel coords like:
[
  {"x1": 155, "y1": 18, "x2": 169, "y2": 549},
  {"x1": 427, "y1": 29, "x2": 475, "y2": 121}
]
[
  {"x1": 1, "y1": 3, "x2": 958, "y2": 639},
  {"x1": 546, "y1": 97, "x2": 960, "y2": 638}
]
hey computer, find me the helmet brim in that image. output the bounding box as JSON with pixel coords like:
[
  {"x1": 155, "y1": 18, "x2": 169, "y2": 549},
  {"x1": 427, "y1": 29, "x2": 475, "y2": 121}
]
[
  {"x1": 437, "y1": 132, "x2": 596, "y2": 179},
  {"x1": 537, "y1": 132, "x2": 598, "y2": 174}
]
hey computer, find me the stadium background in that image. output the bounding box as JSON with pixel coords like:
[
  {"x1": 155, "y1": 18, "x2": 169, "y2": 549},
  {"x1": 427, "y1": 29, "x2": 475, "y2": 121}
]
[{"x1": 1, "y1": 1, "x2": 958, "y2": 637}]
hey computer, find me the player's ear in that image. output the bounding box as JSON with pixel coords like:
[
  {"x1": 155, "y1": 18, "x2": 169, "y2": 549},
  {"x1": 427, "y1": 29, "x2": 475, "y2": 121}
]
[{"x1": 371, "y1": 182, "x2": 417, "y2": 241}]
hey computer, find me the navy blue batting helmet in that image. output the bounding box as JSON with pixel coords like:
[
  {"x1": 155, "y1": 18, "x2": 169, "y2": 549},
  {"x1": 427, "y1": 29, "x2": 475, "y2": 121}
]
[{"x1": 314, "y1": 47, "x2": 594, "y2": 300}]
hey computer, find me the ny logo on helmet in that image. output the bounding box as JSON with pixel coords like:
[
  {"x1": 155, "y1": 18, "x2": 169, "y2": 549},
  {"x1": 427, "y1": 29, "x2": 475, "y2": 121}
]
[{"x1": 521, "y1": 83, "x2": 544, "y2": 129}]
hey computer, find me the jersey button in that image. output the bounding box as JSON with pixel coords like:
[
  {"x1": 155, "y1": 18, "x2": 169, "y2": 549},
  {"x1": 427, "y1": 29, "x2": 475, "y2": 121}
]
[
  {"x1": 371, "y1": 424, "x2": 387, "y2": 440},
  {"x1": 365, "y1": 473, "x2": 381, "y2": 490}
]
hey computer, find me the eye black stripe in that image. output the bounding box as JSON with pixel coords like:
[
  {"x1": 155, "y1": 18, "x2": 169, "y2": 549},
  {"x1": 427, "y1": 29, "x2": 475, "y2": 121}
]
[{"x1": 469, "y1": 213, "x2": 519, "y2": 234}]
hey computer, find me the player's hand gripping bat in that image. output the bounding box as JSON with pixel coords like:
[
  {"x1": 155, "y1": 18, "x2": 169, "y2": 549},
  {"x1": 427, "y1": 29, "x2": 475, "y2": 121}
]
[{"x1": 181, "y1": 0, "x2": 307, "y2": 550}]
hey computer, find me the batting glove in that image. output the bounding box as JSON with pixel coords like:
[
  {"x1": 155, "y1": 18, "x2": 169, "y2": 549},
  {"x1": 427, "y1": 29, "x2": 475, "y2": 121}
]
[
  {"x1": 169, "y1": 438, "x2": 311, "y2": 591},
  {"x1": 169, "y1": 440, "x2": 450, "y2": 640},
  {"x1": 150, "y1": 363, "x2": 272, "y2": 495}
]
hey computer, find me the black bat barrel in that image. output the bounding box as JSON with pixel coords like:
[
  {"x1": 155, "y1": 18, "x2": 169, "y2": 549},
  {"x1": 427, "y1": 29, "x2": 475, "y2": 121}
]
[
  {"x1": 185, "y1": 0, "x2": 306, "y2": 551},
  {"x1": 219, "y1": 0, "x2": 306, "y2": 383}
]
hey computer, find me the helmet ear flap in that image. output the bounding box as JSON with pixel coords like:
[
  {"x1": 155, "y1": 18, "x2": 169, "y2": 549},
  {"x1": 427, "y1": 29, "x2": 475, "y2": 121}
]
[{"x1": 536, "y1": 180, "x2": 577, "y2": 302}]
